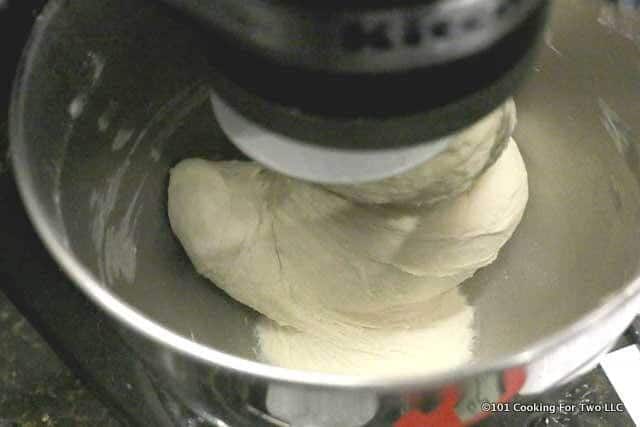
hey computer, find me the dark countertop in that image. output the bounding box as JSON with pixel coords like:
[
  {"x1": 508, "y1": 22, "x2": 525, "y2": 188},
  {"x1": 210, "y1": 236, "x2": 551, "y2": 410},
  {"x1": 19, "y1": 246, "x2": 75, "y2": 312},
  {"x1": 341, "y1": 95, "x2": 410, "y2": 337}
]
[{"x1": 0, "y1": 291, "x2": 121, "y2": 427}]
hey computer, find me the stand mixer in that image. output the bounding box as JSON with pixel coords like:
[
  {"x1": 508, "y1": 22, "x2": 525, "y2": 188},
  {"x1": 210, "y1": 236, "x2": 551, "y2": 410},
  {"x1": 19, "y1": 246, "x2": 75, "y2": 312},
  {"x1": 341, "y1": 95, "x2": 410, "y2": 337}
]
[
  {"x1": 8, "y1": 0, "x2": 640, "y2": 425},
  {"x1": 162, "y1": 0, "x2": 547, "y2": 183}
]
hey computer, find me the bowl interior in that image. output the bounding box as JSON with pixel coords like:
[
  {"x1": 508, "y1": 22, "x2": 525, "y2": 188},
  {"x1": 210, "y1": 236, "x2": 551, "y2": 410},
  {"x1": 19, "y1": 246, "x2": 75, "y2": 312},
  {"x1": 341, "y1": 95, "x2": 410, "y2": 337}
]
[{"x1": 11, "y1": 0, "x2": 640, "y2": 375}]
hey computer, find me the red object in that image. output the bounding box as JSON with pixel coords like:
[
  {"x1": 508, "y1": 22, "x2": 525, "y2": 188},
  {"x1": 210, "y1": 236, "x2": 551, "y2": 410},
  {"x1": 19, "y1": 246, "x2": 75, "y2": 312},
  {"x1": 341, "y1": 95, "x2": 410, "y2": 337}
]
[
  {"x1": 502, "y1": 368, "x2": 526, "y2": 401},
  {"x1": 395, "y1": 386, "x2": 463, "y2": 427},
  {"x1": 394, "y1": 368, "x2": 527, "y2": 427}
]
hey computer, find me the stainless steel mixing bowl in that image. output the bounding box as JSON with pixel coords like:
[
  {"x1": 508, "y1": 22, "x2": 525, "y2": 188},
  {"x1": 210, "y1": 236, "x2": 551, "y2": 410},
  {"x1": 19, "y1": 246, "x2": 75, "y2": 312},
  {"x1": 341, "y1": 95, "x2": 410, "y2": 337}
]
[{"x1": 9, "y1": 0, "x2": 640, "y2": 425}]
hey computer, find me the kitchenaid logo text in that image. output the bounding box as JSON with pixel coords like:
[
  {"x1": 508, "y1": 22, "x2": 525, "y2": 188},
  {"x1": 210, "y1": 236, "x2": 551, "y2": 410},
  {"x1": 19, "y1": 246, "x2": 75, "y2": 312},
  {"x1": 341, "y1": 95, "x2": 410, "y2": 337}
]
[
  {"x1": 341, "y1": 18, "x2": 426, "y2": 51},
  {"x1": 339, "y1": 0, "x2": 527, "y2": 53},
  {"x1": 340, "y1": 11, "x2": 494, "y2": 52}
]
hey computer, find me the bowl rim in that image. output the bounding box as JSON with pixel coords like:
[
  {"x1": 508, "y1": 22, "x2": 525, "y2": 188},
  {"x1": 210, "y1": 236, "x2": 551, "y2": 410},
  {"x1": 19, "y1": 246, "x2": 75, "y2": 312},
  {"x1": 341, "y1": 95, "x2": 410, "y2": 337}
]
[{"x1": 10, "y1": 0, "x2": 640, "y2": 391}]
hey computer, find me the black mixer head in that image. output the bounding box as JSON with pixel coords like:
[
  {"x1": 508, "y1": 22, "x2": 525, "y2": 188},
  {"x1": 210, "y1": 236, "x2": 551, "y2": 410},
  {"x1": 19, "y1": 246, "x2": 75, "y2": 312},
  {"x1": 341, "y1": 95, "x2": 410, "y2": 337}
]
[{"x1": 160, "y1": 0, "x2": 549, "y2": 182}]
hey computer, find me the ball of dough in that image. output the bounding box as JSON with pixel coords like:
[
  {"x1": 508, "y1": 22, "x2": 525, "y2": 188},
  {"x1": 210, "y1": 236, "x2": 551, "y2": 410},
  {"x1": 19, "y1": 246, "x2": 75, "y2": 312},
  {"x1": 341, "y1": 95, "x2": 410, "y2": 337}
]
[
  {"x1": 168, "y1": 138, "x2": 528, "y2": 339},
  {"x1": 326, "y1": 100, "x2": 517, "y2": 206}
]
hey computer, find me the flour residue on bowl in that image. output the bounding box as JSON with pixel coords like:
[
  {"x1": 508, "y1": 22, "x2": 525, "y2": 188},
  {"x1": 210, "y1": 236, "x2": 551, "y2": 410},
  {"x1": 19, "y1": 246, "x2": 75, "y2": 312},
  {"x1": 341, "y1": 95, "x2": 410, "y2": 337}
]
[
  {"x1": 98, "y1": 101, "x2": 119, "y2": 132},
  {"x1": 112, "y1": 128, "x2": 135, "y2": 151},
  {"x1": 87, "y1": 81, "x2": 210, "y2": 287},
  {"x1": 67, "y1": 51, "x2": 106, "y2": 121},
  {"x1": 68, "y1": 94, "x2": 88, "y2": 120},
  {"x1": 89, "y1": 161, "x2": 145, "y2": 286},
  {"x1": 598, "y1": 0, "x2": 640, "y2": 47}
]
